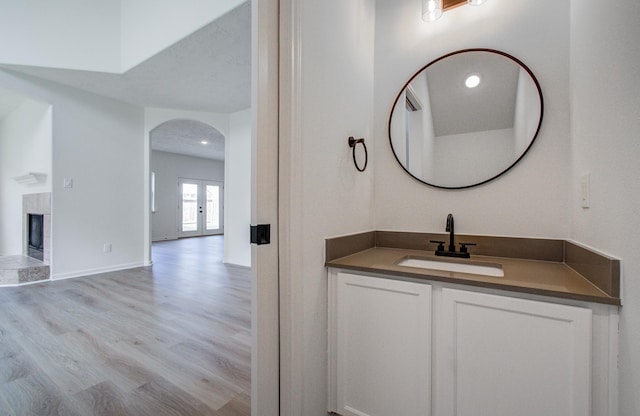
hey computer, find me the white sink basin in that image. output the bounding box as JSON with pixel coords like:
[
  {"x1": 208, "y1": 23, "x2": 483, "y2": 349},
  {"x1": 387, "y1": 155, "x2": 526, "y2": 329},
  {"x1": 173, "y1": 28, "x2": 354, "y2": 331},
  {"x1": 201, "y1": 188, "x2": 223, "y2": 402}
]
[{"x1": 396, "y1": 257, "x2": 504, "y2": 277}]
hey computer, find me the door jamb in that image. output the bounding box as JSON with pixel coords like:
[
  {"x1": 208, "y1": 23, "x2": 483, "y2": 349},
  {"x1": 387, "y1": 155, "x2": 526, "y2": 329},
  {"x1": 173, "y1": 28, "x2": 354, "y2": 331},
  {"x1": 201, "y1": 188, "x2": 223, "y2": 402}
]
[{"x1": 251, "y1": 0, "x2": 281, "y2": 415}]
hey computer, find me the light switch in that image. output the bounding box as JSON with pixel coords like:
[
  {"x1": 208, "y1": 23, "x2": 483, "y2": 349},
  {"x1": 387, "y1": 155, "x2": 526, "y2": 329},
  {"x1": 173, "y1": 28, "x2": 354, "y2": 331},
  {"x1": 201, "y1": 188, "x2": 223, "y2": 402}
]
[
  {"x1": 580, "y1": 173, "x2": 590, "y2": 208},
  {"x1": 63, "y1": 178, "x2": 73, "y2": 189}
]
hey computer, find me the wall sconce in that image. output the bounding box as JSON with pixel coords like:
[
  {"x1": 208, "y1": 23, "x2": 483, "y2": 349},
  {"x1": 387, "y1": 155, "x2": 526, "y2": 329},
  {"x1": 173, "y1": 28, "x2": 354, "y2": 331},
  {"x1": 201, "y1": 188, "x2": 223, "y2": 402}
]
[{"x1": 422, "y1": 0, "x2": 488, "y2": 22}]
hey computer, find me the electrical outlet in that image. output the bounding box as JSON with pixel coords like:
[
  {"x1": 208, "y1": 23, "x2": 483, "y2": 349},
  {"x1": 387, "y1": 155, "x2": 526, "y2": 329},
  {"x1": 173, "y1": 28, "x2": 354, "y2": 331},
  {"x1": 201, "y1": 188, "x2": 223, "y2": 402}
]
[
  {"x1": 63, "y1": 178, "x2": 73, "y2": 189},
  {"x1": 103, "y1": 243, "x2": 112, "y2": 253}
]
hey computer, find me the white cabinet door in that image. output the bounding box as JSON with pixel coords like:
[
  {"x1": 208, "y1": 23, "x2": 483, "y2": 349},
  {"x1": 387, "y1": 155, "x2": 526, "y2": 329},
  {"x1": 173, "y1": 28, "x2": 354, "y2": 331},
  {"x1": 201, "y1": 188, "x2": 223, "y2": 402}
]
[
  {"x1": 434, "y1": 288, "x2": 592, "y2": 416},
  {"x1": 333, "y1": 272, "x2": 432, "y2": 416}
]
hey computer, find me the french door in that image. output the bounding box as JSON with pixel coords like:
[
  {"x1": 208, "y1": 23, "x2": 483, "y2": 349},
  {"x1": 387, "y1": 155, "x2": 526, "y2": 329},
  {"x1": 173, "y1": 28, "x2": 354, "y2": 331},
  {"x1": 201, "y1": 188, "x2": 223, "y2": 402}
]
[{"x1": 178, "y1": 178, "x2": 223, "y2": 238}]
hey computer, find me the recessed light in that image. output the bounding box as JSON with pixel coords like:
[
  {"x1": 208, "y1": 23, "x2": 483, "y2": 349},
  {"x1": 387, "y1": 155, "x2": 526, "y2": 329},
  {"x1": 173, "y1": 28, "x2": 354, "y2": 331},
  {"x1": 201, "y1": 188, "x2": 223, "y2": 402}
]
[
  {"x1": 465, "y1": 74, "x2": 481, "y2": 88},
  {"x1": 201, "y1": 140, "x2": 209, "y2": 145}
]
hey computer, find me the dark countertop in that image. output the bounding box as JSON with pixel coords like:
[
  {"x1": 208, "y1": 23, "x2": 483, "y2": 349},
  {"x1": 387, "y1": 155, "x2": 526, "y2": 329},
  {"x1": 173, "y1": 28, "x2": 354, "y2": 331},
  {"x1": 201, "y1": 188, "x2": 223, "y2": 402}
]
[{"x1": 326, "y1": 246, "x2": 621, "y2": 306}]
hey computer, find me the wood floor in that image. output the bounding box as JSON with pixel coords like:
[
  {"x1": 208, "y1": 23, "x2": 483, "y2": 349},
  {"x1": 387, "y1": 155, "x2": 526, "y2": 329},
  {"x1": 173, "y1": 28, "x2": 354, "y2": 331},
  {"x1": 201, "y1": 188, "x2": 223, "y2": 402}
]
[{"x1": 0, "y1": 236, "x2": 251, "y2": 416}]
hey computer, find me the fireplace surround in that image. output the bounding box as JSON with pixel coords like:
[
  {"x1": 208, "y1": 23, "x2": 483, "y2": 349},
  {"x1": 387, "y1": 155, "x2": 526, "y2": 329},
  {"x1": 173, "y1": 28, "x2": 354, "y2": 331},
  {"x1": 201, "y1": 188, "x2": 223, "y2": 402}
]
[
  {"x1": 23, "y1": 192, "x2": 51, "y2": 264},
  {"x1": 0, "y1": 193, "x2": 51, "y2": 285}
]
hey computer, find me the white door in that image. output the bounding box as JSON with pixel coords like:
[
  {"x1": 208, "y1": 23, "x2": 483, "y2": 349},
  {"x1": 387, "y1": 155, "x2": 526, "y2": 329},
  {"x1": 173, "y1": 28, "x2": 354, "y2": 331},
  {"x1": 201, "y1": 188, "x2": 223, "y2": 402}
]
[{"x1": 178, "y1": 178, "x2": 223, "y2": 238}]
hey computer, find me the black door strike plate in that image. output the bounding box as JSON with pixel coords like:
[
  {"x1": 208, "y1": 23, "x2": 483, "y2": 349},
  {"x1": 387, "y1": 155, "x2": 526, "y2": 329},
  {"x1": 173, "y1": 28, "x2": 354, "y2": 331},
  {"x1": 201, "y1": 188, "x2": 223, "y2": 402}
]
[{"x1": 250, "y1": 224, "x2": 271, "y2": 245}]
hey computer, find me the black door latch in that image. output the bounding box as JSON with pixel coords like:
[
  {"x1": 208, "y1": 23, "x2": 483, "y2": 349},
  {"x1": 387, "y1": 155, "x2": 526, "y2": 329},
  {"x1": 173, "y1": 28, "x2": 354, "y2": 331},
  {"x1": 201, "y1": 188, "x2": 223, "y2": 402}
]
[{"x1": 250, "y1": 224, "x2": 271, "y2": 245}]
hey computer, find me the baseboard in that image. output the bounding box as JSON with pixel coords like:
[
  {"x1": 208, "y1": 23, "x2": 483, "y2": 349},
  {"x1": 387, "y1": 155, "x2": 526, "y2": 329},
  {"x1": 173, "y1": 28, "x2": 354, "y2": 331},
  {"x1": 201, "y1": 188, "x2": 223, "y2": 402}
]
[
  {"x1": 152, "y1": 236, "x2": 178, "y2": 242},
  {"x1": 51, "y1": 261, "x2": 146, "y2": 280},
  {"x1": 223, "y1": 261, "x2": 251, "y2": 269}
]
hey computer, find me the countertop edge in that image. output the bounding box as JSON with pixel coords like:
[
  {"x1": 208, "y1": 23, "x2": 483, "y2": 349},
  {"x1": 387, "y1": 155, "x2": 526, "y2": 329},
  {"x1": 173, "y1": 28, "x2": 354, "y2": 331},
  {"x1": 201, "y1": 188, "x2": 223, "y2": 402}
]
[{"x1": 326, "y1": 261, "x2": 620, "y2": 306}]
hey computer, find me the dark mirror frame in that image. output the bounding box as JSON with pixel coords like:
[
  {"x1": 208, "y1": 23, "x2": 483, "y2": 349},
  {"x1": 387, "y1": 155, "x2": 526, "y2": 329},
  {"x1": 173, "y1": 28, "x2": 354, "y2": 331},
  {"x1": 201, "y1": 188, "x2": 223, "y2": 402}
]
[{"x1": 388, "y1": 48, "x2": 544, "y2": 190}]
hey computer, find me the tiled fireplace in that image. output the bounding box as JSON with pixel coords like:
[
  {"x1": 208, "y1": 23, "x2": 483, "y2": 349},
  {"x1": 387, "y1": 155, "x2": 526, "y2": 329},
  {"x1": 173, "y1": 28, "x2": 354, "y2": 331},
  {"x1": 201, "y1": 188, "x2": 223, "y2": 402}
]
[
  {"x1": 0, "y1": 192, "x2": 51, "y2": 285},
  {"x1": 23, "y1": 192, "x2": 51, "y2": 264}
]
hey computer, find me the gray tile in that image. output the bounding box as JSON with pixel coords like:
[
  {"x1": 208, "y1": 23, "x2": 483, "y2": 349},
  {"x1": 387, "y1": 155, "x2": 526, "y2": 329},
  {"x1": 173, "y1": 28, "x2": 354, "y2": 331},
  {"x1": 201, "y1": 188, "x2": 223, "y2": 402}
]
[
  {"x1": 0, "y1": 255, "x2": 49, "y2": 286},
  {"x1": 26, "y1": 267, "x2": 50, "y2": 283}
]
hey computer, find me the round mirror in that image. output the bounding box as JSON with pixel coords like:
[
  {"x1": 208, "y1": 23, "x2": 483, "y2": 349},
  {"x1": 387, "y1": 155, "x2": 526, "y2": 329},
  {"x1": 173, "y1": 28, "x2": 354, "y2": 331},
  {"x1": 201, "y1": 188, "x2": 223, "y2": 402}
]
[{"x1": 388, "y1": 49, "x2": 543, "y2": 189}]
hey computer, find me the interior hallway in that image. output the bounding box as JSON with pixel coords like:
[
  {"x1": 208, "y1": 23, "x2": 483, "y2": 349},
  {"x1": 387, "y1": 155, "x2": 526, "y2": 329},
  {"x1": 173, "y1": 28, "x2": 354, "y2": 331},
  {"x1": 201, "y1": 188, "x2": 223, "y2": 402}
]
[{"x1": 0, "y1": 235, "x2": 250, "y2": 415}]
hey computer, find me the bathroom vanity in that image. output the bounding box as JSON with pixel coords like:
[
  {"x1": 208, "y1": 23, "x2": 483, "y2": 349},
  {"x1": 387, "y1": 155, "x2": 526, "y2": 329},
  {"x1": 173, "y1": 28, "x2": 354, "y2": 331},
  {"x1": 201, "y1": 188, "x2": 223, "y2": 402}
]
[{"x1": 326, "y1": 231, "x2": 620, "y2": 416}]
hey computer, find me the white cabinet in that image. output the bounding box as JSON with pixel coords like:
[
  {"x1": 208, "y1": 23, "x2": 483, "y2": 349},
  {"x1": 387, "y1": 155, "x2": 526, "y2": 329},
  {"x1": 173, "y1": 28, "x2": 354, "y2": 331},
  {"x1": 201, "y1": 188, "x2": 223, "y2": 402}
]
[
  {"x1": 433, "y1": 288, "x2": 592, "y2": 416},
  {"x1": 328, "y1": 272, "x2": 432, "y2": 416},
  {"x1": 328, "y1": 270, "x2": 616, "y2": 416}
]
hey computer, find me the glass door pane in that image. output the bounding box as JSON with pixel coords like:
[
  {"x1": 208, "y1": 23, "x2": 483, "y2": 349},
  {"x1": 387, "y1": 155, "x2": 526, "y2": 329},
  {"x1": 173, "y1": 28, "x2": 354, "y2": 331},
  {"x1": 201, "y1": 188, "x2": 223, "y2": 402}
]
[
  {"x1": 180, "y1": 181, "x2": 200, "y2": 235},
  {"x1": 202, "y1": 181, "x2": 223, "y2": 235},
  {"x1": 179, "y1": 178, "x2": 222, "y2": 238},
  {"x1": 205, "y1": 184, "x2": 220, "y2": 230}
]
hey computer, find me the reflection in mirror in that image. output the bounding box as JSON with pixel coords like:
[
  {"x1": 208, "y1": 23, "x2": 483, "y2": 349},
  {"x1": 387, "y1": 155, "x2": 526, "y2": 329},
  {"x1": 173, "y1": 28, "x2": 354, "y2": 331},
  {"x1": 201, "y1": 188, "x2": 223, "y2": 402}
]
[{"x1": 389, "y1": 49, "x2": 543, "y2": 189}]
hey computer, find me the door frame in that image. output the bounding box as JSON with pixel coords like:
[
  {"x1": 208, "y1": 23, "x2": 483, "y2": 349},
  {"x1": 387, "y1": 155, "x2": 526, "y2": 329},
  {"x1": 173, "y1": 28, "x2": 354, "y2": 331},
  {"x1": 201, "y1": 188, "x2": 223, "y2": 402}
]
[
  {"x1": 142, "y1": 1, "x2": 285, "y2": 414},
  {"x1": 143, "y1": 0, "x2": 282, "y2": 416},
  {"x1": 251, "y1": 0, "x2": 281, "y2": 415},
  {"x1": 276, "y1": 0, "x2": 304, "y2": 414}
]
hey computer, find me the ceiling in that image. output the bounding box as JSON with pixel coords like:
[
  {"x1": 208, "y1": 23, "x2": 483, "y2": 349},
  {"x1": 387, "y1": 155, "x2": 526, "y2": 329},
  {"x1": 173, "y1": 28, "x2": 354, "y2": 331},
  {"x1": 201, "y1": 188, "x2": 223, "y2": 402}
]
[
  {"x1": 425, "y1": 51, "x2": 520, "y2": 137},
  {"x1": 151, "y1": 119, "x2": 225, "y2": 161},
  {"x1": 0, "y1": 1, "x2": 250, "y2": 160}
]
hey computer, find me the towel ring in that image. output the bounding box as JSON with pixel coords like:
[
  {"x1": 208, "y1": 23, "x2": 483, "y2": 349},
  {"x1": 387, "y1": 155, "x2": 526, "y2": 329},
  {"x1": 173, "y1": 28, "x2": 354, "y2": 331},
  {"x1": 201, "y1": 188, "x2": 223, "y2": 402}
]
[{"x1": 348, "y1": 136, "x2": 368, "y2": 172}]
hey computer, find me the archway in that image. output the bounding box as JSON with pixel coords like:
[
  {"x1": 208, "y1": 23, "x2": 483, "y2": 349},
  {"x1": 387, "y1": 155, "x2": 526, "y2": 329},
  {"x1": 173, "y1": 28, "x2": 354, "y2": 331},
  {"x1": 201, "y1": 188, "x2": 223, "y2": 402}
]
[{"x1": 149, "y1": 118, "x2": 226, "y2": 242}]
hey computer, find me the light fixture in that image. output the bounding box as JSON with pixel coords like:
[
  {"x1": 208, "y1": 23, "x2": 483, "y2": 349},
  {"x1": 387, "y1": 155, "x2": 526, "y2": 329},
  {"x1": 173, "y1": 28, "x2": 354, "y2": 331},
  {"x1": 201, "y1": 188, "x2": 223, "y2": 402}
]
[
  {"x1": 201, "y1": 140, "x2": 209, "y2": 145},
  {"x1": 465, "y1": 74, "x2": 481, "y2": 88},
  {"x1": 422, "y1": 0, "x2": 443, "y2": 22},
  {"x1": 423, "y1": 0, "x2": 488, "y2": 22}
]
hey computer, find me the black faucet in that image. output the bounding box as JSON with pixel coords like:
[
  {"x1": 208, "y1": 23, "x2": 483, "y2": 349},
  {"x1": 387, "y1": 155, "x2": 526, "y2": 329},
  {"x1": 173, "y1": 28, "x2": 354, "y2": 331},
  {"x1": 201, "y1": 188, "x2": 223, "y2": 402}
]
[
  {"x1": 430, "y1": 213, "x2": 475, "y2": 258},
  {"x1": 446, "y1": 213, "x2": 455, "y2": 253}
]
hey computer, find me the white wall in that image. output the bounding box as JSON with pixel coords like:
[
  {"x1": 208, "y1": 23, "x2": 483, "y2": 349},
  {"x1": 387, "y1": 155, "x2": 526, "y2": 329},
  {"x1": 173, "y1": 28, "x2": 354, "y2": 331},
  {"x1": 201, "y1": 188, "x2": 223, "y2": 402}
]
[
  {"x1": 0, "y1": 98, "x2": 52, "y2": 255},
  {"x1": 569, "y1": 0, "x2": 640, "y2": 414},
  {"x1": 120, "y1": 0, "x2": 247, "y2": 71},
  {"x1": 287, "y1": 0, "x2": 376, "y2": 413},
  {"x1": 374, "y1": 0, "x2": 571, "y2": 237},
  {"x1": 0, "y1": 0, "x2": 120, "y2": 72},
  {"x1": 150, "y1": 150, "x2": 224, "y2": 241},
  {"x1": 0, "y1": 0, "x2": 247, "y2": 74},
  {"x1": 432, "y1": 127, "x2": 514, "y2": 187},
  {"x1": 0, "y1": 69, "x2": 146, "y2": 279},
  {"x1": 224, "y1": 109, "x2": 251, "y2": 267},
  {"x1": 372, "y1": 1, "x2": 640, "y2": 414}
]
